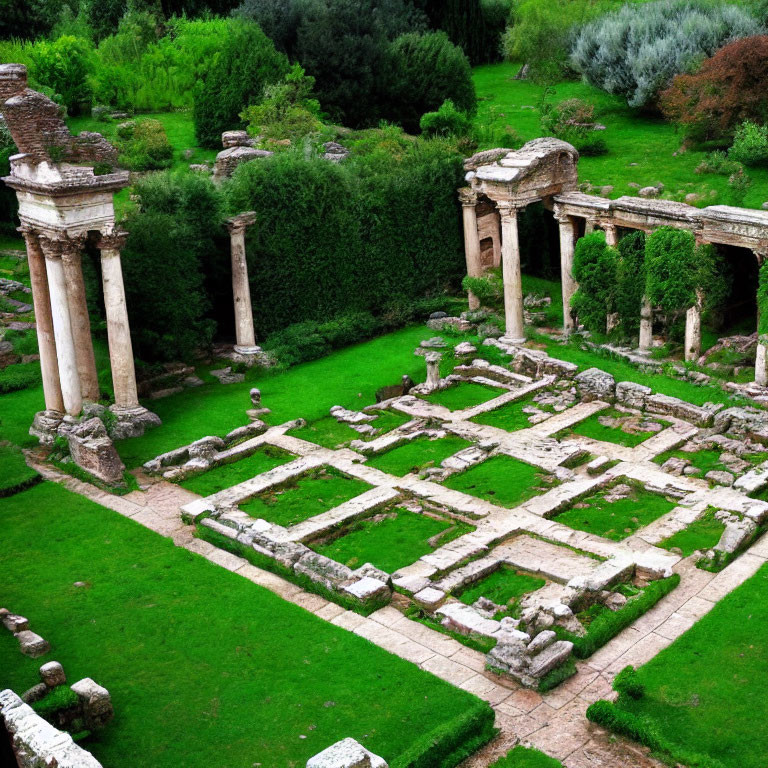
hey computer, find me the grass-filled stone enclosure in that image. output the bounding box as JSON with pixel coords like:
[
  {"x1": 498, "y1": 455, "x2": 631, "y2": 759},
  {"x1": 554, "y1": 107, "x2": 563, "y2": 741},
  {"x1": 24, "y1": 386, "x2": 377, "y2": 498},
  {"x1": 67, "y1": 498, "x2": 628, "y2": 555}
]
[
  {"x1": 312, "y1": 506, "x2": 475, "y2": 573},
  {"x1": 366, "y1": 435, "x2": 473, "y2": 477},
  {"x1": 562, "y1": 409, "x2": 670, "y2": 448},
  {"x1": 239, "y1": 467, "x2": 372, "y2": 526},
  {"x1": 457, "y1": 567, "x2": 546, "y2": 613},
  {"x1": 423, "y1": 381, "x2": 505, "y2": 411}
]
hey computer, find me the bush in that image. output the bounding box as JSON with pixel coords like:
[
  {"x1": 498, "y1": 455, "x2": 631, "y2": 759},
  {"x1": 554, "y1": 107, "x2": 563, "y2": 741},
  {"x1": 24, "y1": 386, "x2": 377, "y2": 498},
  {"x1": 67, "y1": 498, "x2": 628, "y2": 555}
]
[
  {"x1": 570, "y1": 0, "x2": 761, "y2": 109},
  {"x1": 695, "y1": 150, "x2": 743, "y2": 176},
  {"x1": 121, "y1": 173, "x2": 225, "y2": 361},
  {"x1": 387, "y1": 31, "x2": 476, "y2": 134},
  {"x1": 0, "y1": 362, "x2": 41, "y2": 394},
  {"x1": 729, "y1": 120, "x2": 768, "y2": 166},
  {"x1": 233, "y1": 0, "x2": 305, "y2": 54},
  {"x1": 540, "y1": 96, "x2": 608, "y2": 155},
  {"x1": 661, "y1": 36, "x2": 768, "y2": 142},
  {"x1": 615, "y1": 230, "x2": 646, "y2": 336},
  {"x1": 30, "y1": 35, "x2": 95, "y2": 115},
  {"x1": 571, "y1": 231, "x2": 618, "y2": 334},
  {"x1": 116, "y1": 118, "x2": 174, "y2": 171},
  {"x1": 193, "y1": 19, "x2": 290, "y2": 148},
  {"x1": 645, "y1": 226, "x2": 696, "y2": 312},
  {"x1": 420, "y1": 99, "x2": 473, "y2": 138},
  {"x1": 613, "y1": 665, "x2": 645, "y2": 700}
]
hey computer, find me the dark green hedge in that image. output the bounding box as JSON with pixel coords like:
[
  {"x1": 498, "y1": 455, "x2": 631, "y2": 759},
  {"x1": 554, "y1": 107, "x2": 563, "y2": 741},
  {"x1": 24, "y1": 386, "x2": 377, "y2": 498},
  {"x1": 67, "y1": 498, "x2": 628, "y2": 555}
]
[{"x1": 0, "y1": 362, "x2": 41, "y2": 394}]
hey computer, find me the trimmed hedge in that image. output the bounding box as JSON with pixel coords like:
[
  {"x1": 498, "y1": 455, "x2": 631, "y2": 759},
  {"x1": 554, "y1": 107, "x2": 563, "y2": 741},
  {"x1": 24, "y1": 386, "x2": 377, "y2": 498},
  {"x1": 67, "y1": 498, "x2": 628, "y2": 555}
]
[
  {"x1": 561, "y1": 575, "x2": 680, "y2": 658},
  {"x1": 613, "y1": 664, "x2": 645, "y2": 700},
  {"x1": 586, "y1": 699, "x2": 726, "y2": 768},
  {"x1": 0, "y1": 362, "x2": 41, "y2": 394}
]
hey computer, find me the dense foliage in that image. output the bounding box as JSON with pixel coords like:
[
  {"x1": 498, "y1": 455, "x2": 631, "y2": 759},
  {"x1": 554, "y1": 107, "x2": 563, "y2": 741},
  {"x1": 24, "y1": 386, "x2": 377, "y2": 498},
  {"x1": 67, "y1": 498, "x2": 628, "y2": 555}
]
[
  {"x1": 570, "y1": 231, "x2": 617, "y2": 334},
  {"x1": 193, "y1": 20, "x2": 289, "y2": 147},
  {"x1": 570, "y1": 0, "x2": 761, "y2": 108},
  {"x1": 30, "y1": 34, "x2": 94, "y2": 114},
  {"x1": 614, "y1": 231, "x2": 647, "y2": 336},
  {"x1": 645, "y1": 227, "x2": 698, "y2": 313},
  {"x1": 661, "y1": 35, "x2": 768, "y2": 142},
  {"x1": 116, "y1": 118, "x2": 173, "y2": 170},
  {"x1": 0, "y1": 121, "x2": 17, "y2": 236}
]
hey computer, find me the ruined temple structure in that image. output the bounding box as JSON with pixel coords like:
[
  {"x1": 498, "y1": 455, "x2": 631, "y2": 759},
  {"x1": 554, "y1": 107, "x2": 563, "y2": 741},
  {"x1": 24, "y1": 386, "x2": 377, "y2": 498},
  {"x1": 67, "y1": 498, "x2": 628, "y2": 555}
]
[
  {"x1": 460, "y1": 138, "x2": 768, "y2": 387},
  {"x1": 0, "y1": 63, "x2": 159, "y2": 441}
]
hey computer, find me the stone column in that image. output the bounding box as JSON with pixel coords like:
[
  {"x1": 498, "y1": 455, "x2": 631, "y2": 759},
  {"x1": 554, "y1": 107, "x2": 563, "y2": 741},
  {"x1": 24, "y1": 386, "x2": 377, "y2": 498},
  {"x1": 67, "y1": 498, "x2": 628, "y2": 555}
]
[
  {"x1": 584, "y1": 218, "x2": 596, "y2": 236},
  {"x1": 19, "y1": 227, "x2": 64, "y2": 413},
  {"x1": 425, "y1": 351, "x2": 442, "y2": 391},
  {"x1": 97, "y1": 231, "x2": 139, "y2": 409},
  {"x1": 684, "y1": 290, "x2": 703, "y2": 363},
  {"x1": 60, "y1": 236, "x2": 100, "y2": 402},
  {"x1": 226, "y1": 212, "x2": 259, "y2": 354},
  {"x1": 39, "y1": 236, "x2": 82, "y2": 417},
  {"x1": 554, "y1": 207, "x2": 577, "y2": 335},
  {"x1": 755, "y1": 250, "x2": 768, "y2": 387},
  {"x1": 603, "y1": 224, "x2": 619, "y2": 248},
  {"x1": 639, "y1": 296, "x2": 653, "y2": 352},
  {"x1": 498, "y1": 201, "x2": 525, "y2": 343},
  {"x1": 459, "y1": 188, "x2": 483, "y2": 311}
]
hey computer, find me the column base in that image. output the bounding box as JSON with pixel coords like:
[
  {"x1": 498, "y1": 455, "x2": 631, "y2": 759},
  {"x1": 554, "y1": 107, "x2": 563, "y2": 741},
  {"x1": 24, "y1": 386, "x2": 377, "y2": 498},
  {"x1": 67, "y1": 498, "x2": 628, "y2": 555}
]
[
  {"x1": 234, "y1": 344, "x2": 263, "y2": 356},
  {"x1": 500, "y1": 335, "x2": 526, "y2": 346},
  {"x1": 108, "y1": 404, "x2": 162, "y2": 441},
  {"x1": 29, "y1": 409, "x2": 65, "y2": 446}
]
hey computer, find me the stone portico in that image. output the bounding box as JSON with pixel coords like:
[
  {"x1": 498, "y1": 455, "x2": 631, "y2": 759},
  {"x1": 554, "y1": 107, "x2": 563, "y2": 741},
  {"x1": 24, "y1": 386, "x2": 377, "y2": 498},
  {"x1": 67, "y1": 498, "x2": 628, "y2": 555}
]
[
  {"x1": 460, "y1": 140, "x2": 768, "y2": 385},
  {"x1": 0, "y1": 63, "x2": 159, "y2": 442}
]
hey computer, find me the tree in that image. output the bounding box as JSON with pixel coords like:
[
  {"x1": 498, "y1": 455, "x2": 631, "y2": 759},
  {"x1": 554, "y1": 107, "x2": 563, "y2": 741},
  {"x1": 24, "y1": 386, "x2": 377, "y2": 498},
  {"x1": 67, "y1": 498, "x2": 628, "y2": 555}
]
[
  {"x1": 386, "y1": 31, "x2": 476, "y2": 134},
  {"x1": 615, "y1": 230, "x2": 646, "y2": 337},
  {"x1": 233, "y1": 0, "x2": 306, "y2": 55},
  {"x1": 645, "y1": 227, "x2": 697, "y2": 315},
  {"x1": 0, "y1": 0, "x2": 61, "y2": 39},
  {"x1": 571, "y1": 231, "x2": 618, "y2": 334},
  {"x1": 570, "y1": 0, "x2": 760, "y2": 109},
  {"x1": 193, "y1": 19, "x2": 289, "y2": 147},
  {"x1": 30, "y1": 35, "x2": 96, "y2": 115},
  {"x1": 661, "y1": 36, "x2": 768, "y2": 142}
]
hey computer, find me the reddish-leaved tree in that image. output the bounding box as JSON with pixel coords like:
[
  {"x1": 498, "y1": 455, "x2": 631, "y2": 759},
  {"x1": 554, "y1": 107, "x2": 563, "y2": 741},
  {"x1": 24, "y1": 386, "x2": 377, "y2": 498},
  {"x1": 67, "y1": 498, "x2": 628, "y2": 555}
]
[{"x1": 660, "y1": 35, "x2": 768, "y2": 142}]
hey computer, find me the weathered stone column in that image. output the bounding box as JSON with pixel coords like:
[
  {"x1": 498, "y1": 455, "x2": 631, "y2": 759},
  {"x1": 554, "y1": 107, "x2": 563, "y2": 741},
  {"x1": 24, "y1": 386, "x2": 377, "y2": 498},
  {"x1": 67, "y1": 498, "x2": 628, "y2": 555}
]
[
  {"x1": 554, "y1": 207, "x2": 577, "y2": 335},
  {"x1": 755, "y1": 250, "x2": 768, "y2": 386},
  {"x1": 425, "y1": 350, "x2": 442, "y2": 391},
  {"x1": 60, "y1": 236, "x2": 99, "y2": 401},
  {"x1": 19, "y1": 227, "x2": 64, "y2": 413},
  {"x1": 684, "y1": 289, "x2": 704, "y2": 363},
  {"x1": 603, "y1": 224, "x2": 619, "y2": 248},
  {"x1": 97, "y1": 231, "x2": 139, "y2": 409},
  {"x1": 226, "y1": 211, "x2": 259, "y2": 354},
  {"x1": 459, "y1": 188, "x2": 482, "y2": 310},
  {"x1": 584, "y1": 218, "x2": 596, "y2": 236},
  {"x1": 498, "y1": 201, "x2": 525, "y2": 343},
  {"x1": 639, "y1": 297, "x2": 653, "y2": 352},
  {"x1": 39, "y1": 236, "x2": 82, "y2": 416}
]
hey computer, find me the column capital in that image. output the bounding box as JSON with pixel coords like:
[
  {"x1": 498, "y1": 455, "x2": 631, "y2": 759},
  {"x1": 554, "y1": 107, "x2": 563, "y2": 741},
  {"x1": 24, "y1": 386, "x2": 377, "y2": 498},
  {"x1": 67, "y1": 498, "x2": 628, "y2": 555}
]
[
  {"x1": 458, "y1": 187, "x2": 478, "y2": 207},
  {"x1": 227, "y1": 211, "x2": 257, "y2": 235},
  {"x1": 96, "y1": 230, "x2": 128, "y2": 253},
  {"x1": 552, "y1": 204, "x2": 571, "y2": 224},
  {"x1": 754, "y1": 248, "x2": 768, "y2": 265},
  {"x1": 38, "y1": 233, "x2": 86, "y2": 259},
  {"x1": 496, "y1": 200, "x2": 520, "y2": 222}
]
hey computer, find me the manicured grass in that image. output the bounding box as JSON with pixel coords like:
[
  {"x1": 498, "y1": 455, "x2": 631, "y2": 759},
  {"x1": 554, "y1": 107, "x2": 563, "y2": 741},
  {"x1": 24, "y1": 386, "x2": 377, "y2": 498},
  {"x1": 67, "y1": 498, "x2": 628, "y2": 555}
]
[
  {"x1": 471, "y1": 394, "x2": 550, "y2": 431},
  {"x1": 555, "y1": 483, "x2": 677, "y2": 540},
  {"x1": 0, "y1": 443, "x2": 38, "y2": 495},
  {"x1": 313, "y1": 508, "x2": 474, "y2": 573},
  {"x1": 287, "y1": 416, "x2": 359, "y2": 448},
  {"x1": 615, "y1": 563, "x2": 768, "y2": 768},
  {"x1": 458, "y1": 566, "x2": 545, "y2": 607},
  {"x1": 473, "y1": 62, "x2": 768, "y2": 209},
  {"x1": 658, "y1": 508, "x2": 725, "y2": 557},
  {"x1": 0, "y1": 481, "x2": 493, "y2": 768},
  {"x1": 366, "y1": 435, "x2": 472, "y2": 477},
  {"x1": 178, "y1": 445, "x2": 294, "y2": 497},
  {"x1": 490, "y1": 745, "x2": 563, "y2": 768},
  {"x1": 423, "y1": 382, "x2": 503, "y2": 411},
  {"x1": 655, "y1": 448, "x2": 768, "y2": 478},
  {"x1": 114, "y1": 325, "x2": 446, "y2": 468},
  {"x1": 566, "y1": 408, "x2": 667, "y2": 448},
  {"x1": 239, "y1": 467, "x2": 372, "y2": 526},
  {"x1": 442, "y1": 455, "x2": 555, "y2": 508}
]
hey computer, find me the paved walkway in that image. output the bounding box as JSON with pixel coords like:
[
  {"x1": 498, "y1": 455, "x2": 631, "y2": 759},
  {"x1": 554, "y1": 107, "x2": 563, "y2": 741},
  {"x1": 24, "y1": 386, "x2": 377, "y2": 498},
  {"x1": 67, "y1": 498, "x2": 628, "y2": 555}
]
[{"x1": 28, "y1": 457, "x2": 768, "y2": 767}]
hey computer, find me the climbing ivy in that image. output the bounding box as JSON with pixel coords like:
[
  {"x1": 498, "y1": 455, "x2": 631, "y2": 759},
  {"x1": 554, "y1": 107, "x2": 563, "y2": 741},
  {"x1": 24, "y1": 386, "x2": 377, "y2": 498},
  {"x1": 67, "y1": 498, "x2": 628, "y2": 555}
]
[
  {"x1": 571, "y1": 231, "x2": 618, "y2": 334},
  {"x1": 615, "y1": 230, "x2": 646, "y2": 336}
]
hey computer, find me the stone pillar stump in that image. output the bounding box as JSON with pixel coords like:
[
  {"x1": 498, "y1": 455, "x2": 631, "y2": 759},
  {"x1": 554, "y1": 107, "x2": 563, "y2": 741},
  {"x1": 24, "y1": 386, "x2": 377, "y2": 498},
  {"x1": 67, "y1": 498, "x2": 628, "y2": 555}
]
[
  {"x1": 459, "y1": 188, "x2": 482, "y2": 311},
  {"x1": 498, "y1": 202, "x2": 525, "y2": 343}
]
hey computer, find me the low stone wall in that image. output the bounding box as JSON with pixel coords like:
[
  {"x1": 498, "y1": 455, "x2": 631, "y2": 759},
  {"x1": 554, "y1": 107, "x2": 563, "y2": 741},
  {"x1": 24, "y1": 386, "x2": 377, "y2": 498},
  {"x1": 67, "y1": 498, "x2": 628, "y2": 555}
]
[{"x1": 0, "y1": 689, "x2": 103, "y2": 768}]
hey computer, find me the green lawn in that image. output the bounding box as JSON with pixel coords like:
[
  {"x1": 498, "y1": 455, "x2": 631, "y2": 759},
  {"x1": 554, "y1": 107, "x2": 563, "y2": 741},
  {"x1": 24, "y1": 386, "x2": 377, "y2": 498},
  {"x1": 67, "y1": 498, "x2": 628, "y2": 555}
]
[
  {"x1": 490, "y1": 745, "x2": 563, "y2": 768},
  {"x1": 178, "y1": 445, "x2": 294, "y2": 497},
  {"x1": 443, "y1": 455, "x2": 555, "y2": 508},
  {"x1": 0, "y1": 443, "x2": 38, "y2": 494},
  {"x1": 616, "y1": 563, "x2": 768, "y2": 768},
  {"x1": 313, "y1": 508, "x2": 474, "y2": 574},
  {"x1": 458, "y1": 566, "x2": 545, "y2": 607},
  {"x1": 239, "y1": 467, "x2": 372, "y2": 527},
  {"x1": 658, "y1": 508, "x2": 725, "y2": 557},
  {"x1": 471, "y1": 394, "x2": 551, "y2": 432},
  {"x1": 473, "y1": 62, "x2": 768, "y2": 209},
  {"x1": 565, "y1": 408, "x2": 667, "y2": 448},
  {"x1": 556, "y1": 483, "x2": 677, "y2": 540},
  {"x1": 423, "y1": 382, "x2": 503, "y2": 411},
  {"x1": 654, "y1": 448, "x2": 768, "y2": 478},
  {"x1": 366, "y1": 435, "x2": 472, "y2": 477},
  {"x1": 287, "y1": 416, "x2": 359, "y2": 448},
  {"x1": 0, "y1": 482, "x2": 493, "y2": 768}
]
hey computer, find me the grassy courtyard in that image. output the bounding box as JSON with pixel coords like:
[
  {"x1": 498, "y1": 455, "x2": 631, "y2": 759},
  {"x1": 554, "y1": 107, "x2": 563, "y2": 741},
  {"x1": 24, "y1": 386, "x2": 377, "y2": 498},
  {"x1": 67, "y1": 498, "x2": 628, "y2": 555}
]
[
  {"x1": 313, "y1": 508, "x2": 474, "y2": 573},
  {"x1": 657, "y1": 508, "x2": 725, "y2": 556},
  {"x1": 366, "y1": 435, "x2": 472, "y2": 477},
  {"x1": 563, "y1": 408, "x2": 667, "y2": 448},
  {"x1": 471, "y1": 393, "x2": 555, "y2": 432},
  {"x1": 457, "y1": 567, "x2": 546, "y2": 608},
  {"x1": 423, "y1": 382, "x2": 504, "y2": 411},
  {"x1": 613, "y1": 563, "x2": 768, "y2": 768},
  {"x1": 0, "y1": 482, "x2": 493, "y2": 768}
]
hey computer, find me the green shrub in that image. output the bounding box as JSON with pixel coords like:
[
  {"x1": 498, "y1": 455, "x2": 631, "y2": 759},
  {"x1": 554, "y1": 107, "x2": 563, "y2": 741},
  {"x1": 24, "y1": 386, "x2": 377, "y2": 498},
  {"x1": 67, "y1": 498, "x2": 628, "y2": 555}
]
[
  {"x1": 116, "y1": 118, "x2": 173, "y2": 171},
  {"x1": 615, "y1": 230, "x2": 646, "y2": 336},
  {"x1": 571, "y1": 0, "x2": 760, "y2": 108},
  {"x1": 0, "y1": 361, "x2": 41, "y2": 394},
  {"x1": 30, "y1": 35, "x2": 95, "y2": 115},
  {"x1": 541, "y1": 97, "x2": 607, "y2": 155},
  {"x1": 613, "y1": 664, "x2": 645, "y2": 700},
  {"x1": 571, "y1": 231, "x2": 618, "y2": 334},
  {"x1": 645, "y1": 227, "x2": 698, "y2": 313},
  {"x1": 386, "y1": 31, "x2": 477, "y2": 134},
  {"x1": 421, "y1": 99, "x2": 473, "y2": 138},
  {"x1": 193, "y1": 19, "x2": 289, "y2": 148},
  {"x1": 695, "y1": 150, "x2": 743, "y2": 176},
  {"x1": 729, "y1": 121, "x2": 768, "y2": 166},
  {"x1": 32, "y1": 685, "x2": 80, "y2": 721},
  {"x1": 538, "y1": 657, "x2": 576, "y2": 692},
  {"x1": 562, "y1": 575, "x2": 680, "y2": 658}
]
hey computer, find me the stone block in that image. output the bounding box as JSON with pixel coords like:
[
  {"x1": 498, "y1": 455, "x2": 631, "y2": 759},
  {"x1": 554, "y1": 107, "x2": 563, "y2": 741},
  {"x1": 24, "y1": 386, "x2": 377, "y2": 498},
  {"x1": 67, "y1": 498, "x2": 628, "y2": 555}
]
[
  {"x1": 16, "y1": 630, "x2": 50, "y2": 658},
  {"x1": 528, "y1": 640, "x2": 573, "y2": 678},
  {"x1": 343, "y1": 577, "x2": 391, "y2": 603},
  {"x1": 413, "y1": 587, "x2": 447, "y2": 609},
  {"x1": 307, "y1": 737, "x2": 388, "y2": 768},
  {"x1": 2, "y1": 613, "x2": 28, "y2": 632},
  {"x1": 65, "y1": 417, "x2": 125, "y2": 485},
  {"x1": 616, "y1": 381, "x2": 651, "y2": 408},
  {"x1": 575, "y1": 368, "x2": 615, "y2": 400},
  {"x1": 70, "y1": 678, "x2": 113, "y2": 730},
  {"x1": 646, "y1": 394, "x2": 714, "y2": 427},
  {"x1": 39, "y1": 661, "x2": 66, "y2": 688},
  {"x1": 436, "y1": 602, "x2": 500, "y2": 637}
]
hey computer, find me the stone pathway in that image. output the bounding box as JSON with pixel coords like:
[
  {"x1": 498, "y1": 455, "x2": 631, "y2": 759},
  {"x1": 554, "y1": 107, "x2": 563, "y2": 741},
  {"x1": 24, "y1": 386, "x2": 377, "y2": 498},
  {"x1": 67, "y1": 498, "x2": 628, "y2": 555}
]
[{"x1": 27, "y1": 455, "x2": 768, "y2": 767}]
